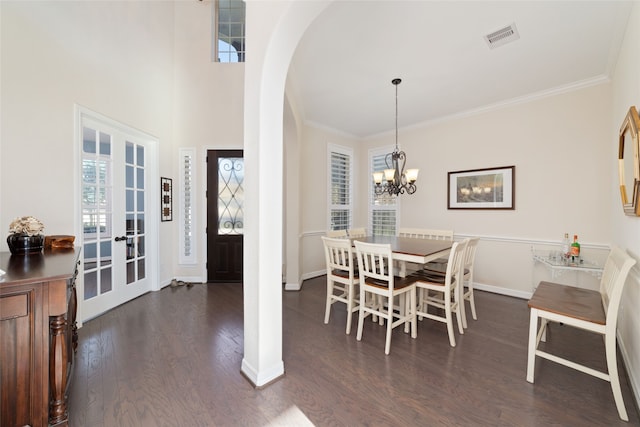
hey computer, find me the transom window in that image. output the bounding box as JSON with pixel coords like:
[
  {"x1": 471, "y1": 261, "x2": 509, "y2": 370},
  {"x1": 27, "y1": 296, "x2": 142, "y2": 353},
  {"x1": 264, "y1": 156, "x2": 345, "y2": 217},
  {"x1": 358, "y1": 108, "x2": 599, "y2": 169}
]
[{"x1": 214, "y1": 0, "x2": 245, "y2": 63}]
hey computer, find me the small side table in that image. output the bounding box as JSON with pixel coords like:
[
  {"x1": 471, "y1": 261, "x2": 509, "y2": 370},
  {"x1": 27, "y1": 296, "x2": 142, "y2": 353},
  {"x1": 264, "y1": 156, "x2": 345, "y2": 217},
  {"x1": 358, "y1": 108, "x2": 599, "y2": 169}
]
[{"x1": 532, "y1": 251, "x2": 604, "y2": 290}]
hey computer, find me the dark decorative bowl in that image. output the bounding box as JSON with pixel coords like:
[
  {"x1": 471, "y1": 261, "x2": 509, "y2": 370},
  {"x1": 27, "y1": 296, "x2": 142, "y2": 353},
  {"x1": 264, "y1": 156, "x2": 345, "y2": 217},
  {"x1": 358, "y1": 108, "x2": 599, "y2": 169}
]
[{"x1": 7, "y1": 234, "x2": 45, "y2": 255}]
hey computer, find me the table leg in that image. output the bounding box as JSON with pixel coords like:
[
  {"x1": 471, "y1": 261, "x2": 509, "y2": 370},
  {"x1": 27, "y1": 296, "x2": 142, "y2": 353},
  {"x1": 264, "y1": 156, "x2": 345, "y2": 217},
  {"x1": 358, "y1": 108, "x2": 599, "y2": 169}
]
[{"x1": 398, "y1": 261, "x2": 407, "y2": 278}]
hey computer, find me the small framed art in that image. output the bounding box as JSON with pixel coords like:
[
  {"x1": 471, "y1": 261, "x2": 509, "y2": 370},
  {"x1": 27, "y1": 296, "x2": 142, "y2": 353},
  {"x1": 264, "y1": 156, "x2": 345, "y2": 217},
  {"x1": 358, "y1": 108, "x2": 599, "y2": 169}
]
[{"x1": 161, "y1": 177, "x2": 173, "y2": 221}]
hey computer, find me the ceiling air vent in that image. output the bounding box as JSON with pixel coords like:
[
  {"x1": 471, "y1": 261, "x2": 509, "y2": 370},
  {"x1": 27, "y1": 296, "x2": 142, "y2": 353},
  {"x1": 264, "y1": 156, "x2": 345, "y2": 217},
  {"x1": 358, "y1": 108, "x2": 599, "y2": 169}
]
[{"x1": 484, "y1": 23, "x2": 520, "y2": 49}]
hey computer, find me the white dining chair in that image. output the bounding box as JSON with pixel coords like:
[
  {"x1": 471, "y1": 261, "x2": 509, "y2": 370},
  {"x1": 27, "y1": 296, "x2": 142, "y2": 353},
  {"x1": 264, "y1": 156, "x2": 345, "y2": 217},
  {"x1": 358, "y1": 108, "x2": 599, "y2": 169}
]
[
  {"x1": 423, "y1": 236, "x2": 480, "y2": 328},
  {"x1": 400, "y1": 228, "x2": 453, "y2": 267},
  {"x1": 355, "y1": 240, "x2": 418, "y2": 355},
  {"x1": 411, "y1": 239, "x2": 468, "y2": 347},
  {"x1": 321, "y1": 236, "x2": 360, "y2": 334},
  {"x1": 526, "y1": 246, "x2": 636, "y2": 421},
  {"x1": 326, "y1": 229, "x2": 348, "y2": 238}
]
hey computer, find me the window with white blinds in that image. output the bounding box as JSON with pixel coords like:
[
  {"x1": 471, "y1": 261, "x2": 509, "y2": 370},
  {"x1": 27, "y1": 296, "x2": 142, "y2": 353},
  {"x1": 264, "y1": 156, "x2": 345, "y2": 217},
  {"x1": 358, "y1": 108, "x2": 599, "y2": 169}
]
[
  {"x1": 328, "y1": 144, "x2": 353, "y2": 231},
  {"x1": 179, "y1": 148, "x2": 196, "y2": 264},
  {"x1": 369, "y1": 147, "x2": 398, "y2": 236}
]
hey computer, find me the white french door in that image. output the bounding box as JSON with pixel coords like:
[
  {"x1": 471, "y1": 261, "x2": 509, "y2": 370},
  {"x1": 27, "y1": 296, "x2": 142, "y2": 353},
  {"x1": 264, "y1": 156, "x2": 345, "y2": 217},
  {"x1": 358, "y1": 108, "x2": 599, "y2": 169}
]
[{"x1": 77, "y1": 108, "x2": 159, "y2": 321}]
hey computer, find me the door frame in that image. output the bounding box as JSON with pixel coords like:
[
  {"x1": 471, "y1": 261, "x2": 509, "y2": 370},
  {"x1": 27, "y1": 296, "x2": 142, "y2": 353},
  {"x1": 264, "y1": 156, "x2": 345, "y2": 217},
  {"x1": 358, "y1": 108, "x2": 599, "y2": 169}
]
[{"x1": 74, "y1": 105, "x2": 160, "y2": 326}]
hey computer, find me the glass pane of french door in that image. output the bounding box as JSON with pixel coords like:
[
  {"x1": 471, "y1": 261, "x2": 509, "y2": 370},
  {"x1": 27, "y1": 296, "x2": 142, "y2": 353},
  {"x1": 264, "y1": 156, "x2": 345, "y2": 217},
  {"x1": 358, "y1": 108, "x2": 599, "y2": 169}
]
[
  {"x1": 82, "y1": 126, "x2": 113, "y2": 301},
  {"x1": 125, "y1": 141, "x2": 146, "y2": 284}
]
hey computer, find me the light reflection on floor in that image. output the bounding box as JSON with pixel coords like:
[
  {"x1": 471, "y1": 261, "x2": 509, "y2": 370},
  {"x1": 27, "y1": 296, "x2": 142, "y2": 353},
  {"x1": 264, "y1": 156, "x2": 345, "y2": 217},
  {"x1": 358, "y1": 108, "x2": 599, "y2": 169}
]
[{"x1": 266, "y1": 405, "x2": 315, "y2": 426}]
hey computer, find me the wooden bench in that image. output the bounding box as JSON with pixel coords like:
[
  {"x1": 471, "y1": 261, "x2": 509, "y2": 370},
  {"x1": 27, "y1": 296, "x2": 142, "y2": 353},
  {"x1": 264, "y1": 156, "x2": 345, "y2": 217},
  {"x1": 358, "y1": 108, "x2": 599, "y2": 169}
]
[{"x1": 526, "y1": 246, "x2": 636, "y2": 421}]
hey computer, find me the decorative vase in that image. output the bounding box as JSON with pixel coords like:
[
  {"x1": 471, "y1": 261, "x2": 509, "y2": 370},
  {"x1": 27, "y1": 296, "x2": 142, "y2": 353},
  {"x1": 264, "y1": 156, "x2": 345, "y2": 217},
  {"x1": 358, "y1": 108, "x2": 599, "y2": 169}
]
[{"x1": 7, "y1": 233, "x2": 45, "y2": 255}]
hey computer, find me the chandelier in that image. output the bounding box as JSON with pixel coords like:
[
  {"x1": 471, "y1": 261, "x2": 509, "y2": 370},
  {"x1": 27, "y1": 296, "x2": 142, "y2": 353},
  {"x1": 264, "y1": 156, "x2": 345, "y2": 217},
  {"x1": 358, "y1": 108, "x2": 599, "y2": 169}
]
[{"x1": 373, "y1": 78, "x2": 419, "y2": 196}]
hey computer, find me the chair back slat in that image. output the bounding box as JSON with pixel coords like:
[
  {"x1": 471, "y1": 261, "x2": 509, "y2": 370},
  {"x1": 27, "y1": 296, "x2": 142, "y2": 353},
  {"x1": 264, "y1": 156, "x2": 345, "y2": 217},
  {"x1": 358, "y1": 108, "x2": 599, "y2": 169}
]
[
  {"x1": 398, "y1": 228, "x2": 453, "y2": 241},
  {"x1": 599, "y1": 246, "x2": 636, "y2": 323},
  {"x1": 326, "y1": 229, "x2": 348, "y2": 238},
  {"x1": 463, "y1": 237, "x2": 480, "y2": 271},
  {"x1": 444, "y1": 240, "x2": 467, "y2": 287},
  {"x1": 348, "y1": 227, "x2": 366, "y2": 238}
]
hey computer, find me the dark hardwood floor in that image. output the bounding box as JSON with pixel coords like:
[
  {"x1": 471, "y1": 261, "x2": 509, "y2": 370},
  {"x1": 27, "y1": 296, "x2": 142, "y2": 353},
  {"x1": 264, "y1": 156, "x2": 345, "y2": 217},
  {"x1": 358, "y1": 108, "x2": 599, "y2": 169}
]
[{"x1": 68, "y1": 276, "x2": 640, "y2": 426}]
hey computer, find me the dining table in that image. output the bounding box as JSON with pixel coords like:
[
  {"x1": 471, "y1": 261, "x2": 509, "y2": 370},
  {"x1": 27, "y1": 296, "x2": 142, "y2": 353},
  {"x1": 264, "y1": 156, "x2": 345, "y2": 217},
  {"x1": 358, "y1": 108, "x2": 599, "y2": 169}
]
[{"x1": 352, "y1": 235, "x2": 453, "y2": 277}]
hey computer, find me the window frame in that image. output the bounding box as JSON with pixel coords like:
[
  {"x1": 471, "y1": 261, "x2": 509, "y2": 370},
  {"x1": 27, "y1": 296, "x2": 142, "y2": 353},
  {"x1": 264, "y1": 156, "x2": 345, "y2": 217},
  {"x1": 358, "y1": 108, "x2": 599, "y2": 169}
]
[
  {"x1": 213, "y1": 0, "x2": 246, "y2": 63},
  {"x1": 327, "y1": 144, "x2": 354, "y2": 232},
  {"x1": 369, "y1": 146, "x2": 399, "y2": 236}
]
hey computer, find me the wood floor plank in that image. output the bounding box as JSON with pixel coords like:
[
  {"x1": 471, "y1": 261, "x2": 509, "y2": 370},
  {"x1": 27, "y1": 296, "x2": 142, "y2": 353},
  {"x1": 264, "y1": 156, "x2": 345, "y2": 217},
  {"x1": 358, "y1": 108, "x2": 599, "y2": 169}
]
[{"x1": 67, "y1": 277, "x2": 639, "y2": 426}]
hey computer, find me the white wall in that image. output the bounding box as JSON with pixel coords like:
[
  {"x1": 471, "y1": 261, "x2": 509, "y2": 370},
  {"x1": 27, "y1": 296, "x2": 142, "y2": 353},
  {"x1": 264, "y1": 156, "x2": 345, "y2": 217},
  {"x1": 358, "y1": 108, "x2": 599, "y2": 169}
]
[
  {"x1": 0, "y1": 1, "x2": 245, "y2": 287},
  {"x1": 298, "y1": 124, "x2": 360, "y2": 278},
  {"x1": 0, "y1": 1, "x2": 175, "y2": 232},
  {"x1": 610, "y1": 1, "x2": 640, "y2": 410},
  {"x1": 0, "y1": 1, "x2": 175, "y2": 282},
  {"x1": 171, "y1": 1, "x2": 244, "y2": 282}
]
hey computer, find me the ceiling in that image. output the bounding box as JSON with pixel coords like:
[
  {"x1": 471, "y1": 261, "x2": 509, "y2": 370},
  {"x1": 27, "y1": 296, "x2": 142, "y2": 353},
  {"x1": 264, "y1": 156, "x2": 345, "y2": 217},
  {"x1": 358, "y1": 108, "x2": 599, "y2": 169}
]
[{"x1": 287, "y1": 1, "x2": 632, "y2": 139}]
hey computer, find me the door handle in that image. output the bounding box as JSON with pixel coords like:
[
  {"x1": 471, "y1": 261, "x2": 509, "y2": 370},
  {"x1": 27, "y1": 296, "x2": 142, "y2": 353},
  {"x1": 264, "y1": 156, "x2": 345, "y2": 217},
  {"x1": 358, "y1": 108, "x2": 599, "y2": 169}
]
[{"x1": 114, "y1": 236, "x2": 127, "y2": 242}]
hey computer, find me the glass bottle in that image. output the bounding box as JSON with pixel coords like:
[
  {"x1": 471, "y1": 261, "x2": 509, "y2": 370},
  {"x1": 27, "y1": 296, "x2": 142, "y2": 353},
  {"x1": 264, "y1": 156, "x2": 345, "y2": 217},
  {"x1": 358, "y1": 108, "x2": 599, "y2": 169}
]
[
  {"x1": 562, "y1": 233, "x2": 570, "y2": 260},
  {"x1": 570, "y1": 234, "x2": 580, "y2": 261}
]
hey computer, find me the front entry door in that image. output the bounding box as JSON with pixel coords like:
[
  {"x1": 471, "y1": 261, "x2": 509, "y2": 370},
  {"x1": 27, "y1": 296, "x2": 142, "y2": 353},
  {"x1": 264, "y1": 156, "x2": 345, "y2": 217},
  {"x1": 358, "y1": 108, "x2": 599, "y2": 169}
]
[
  {"x1": 207, "y1": 150, "x2": 244, "y2": 282},
  {"x1": 79, "y1": 112, "x2": 156, "y2": 321}
]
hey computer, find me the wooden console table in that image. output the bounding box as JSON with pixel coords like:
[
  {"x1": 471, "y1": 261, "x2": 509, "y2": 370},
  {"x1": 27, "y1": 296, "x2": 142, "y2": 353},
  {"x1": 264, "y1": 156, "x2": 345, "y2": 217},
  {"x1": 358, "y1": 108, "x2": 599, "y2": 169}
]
[{"x1": 0, "y1": 248, "x2": 80, "y2": 427}]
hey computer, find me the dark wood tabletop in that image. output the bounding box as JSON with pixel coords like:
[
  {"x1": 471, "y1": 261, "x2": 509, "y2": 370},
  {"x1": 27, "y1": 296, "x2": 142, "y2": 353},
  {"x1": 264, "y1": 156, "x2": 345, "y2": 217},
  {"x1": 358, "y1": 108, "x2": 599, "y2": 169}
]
[
  {"x1": 353, "y1": 235, "x2": 452, "y2": 257},
  {"x1": 0, "y1": 248, "x2": 81, "y2": 286}
]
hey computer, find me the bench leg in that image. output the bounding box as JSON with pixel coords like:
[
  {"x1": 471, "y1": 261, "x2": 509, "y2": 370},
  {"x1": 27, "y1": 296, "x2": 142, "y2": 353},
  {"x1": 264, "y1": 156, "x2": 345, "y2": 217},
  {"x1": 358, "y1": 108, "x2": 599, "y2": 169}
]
[
  {"x1": 606, "y1": 330, "x2": 628, "y2": 421},
  {"x1": 526, "y1": 308, "x2": 538, "y2": 383}
]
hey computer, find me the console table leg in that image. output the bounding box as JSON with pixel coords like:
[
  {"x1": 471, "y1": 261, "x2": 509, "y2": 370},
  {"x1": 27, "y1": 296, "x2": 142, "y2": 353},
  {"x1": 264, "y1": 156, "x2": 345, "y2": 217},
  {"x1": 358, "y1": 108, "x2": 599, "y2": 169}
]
[{"x1": 49, "y1": 315, "x2": 68, "y2": 426}]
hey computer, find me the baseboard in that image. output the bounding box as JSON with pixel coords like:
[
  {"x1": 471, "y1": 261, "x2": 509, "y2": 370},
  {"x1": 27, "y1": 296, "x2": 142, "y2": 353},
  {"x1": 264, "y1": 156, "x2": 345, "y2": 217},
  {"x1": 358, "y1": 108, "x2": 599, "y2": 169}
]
[
  {"x1": 284, "y1": 282, "x2": 302, "y2": 291},
  {"x1": 241, "y1": 357, "x2": 285, "y2": 388},
  {"x1": 473, "y1": 282, "x2": 531, "y2": 300},
  {"x1": 174, "y1": 276, "x2": 206, "y2": 284},
  {"x1": 301, "y1": 270, "x2": 325, "y2": 282}
]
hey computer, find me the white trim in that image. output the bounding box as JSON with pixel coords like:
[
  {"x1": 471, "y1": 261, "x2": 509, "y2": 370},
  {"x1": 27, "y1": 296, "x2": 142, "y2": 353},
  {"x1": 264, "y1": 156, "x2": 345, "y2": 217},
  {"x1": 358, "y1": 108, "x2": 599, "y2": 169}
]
[
  {"x1": 301, "y1": 229, "x2": 610, "y2": 250},
  {"x1": 241, "y1": 358, "x2": 285, "y2": 388},
  {"x1": 301, "y1": 269, "x2": 326, "y2": 282},
  {"x1": 284, "y1": 282, "x2": 302, "y2": 291}
]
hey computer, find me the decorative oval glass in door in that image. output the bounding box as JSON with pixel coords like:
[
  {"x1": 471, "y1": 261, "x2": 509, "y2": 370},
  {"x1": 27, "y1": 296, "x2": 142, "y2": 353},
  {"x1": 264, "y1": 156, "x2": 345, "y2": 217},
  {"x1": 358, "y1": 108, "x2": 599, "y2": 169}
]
[{"x1": 218, "y1": 157, "x2": 244, "y2": 235}]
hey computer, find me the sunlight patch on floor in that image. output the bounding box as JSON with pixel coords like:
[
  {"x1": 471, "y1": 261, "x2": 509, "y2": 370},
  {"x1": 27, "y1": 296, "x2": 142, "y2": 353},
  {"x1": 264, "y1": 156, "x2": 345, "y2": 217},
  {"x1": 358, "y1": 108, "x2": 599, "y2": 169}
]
[{"x1": 266, "y1": 405, "x2": 315, "y2": 426}]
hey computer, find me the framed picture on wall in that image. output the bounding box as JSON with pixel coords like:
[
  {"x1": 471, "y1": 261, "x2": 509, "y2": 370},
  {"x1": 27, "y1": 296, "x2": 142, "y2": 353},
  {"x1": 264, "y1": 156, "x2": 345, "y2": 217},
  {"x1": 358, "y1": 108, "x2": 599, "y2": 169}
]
[
  {"x1": 161, "y1": 177, "x2": 172, "y2": 221},
  {"x1": 447, "y1": 166, "x2": 515, "y2": 210}
]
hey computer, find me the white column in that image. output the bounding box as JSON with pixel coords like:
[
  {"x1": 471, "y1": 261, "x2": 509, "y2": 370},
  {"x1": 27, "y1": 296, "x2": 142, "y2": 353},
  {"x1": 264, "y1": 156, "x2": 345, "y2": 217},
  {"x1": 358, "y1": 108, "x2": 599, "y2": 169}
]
[{"x1": 241, "y1": 0, "x2": 332, "y2": 387}]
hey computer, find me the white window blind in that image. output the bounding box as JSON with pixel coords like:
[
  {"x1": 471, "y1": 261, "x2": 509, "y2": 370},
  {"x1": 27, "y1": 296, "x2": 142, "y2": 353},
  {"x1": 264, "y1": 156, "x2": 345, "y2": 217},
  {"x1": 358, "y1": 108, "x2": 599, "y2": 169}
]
[
  {"x1": 328, "y1": 144, "x2": 353, "y2": 231},
  {"x1": 179, "y1": 148, "x2": 196, "y2": 264},
  {"x1": 369, "y1": 148, "x2": 398, "y2": 236}
]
